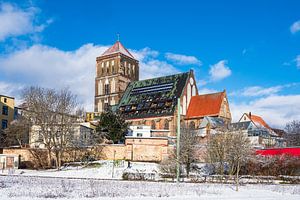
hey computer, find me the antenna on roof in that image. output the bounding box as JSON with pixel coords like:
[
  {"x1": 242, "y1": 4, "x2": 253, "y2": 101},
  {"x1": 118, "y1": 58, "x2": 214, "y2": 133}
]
[{"x1": 117, "y1": 33, "x2": 120, "y2": 42}]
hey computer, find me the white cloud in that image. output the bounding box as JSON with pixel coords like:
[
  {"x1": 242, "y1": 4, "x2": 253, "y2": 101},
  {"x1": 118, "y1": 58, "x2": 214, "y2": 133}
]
[
  {"x1": 165, "y1": 52, "x2": 202, "y2": 65},
  {"x1": 0, "y1": 2, "x2": 51, "y2": 41},
  {"x1": 296, "y1": 55, "x2": 300, "y2": 68},
  {"x1": 0, "y1": 81, "x2": 24, "y2": 97},
  {"x1": 131, "y1": 48, "x2": 180, "y2": 80},
  {"x1": 0, "y1": 44, "x2": 109, "y2": 110},
  {"x1": 231, "y1": 95, "x2": 300, "y2": 128},
  {"x1": 131, "y1": 47, "x2": 159, "y2": 61},
  {"x1": 209, "y1": 60, "x2": 231, "y2": 81},
  {"x1": 241, "y1": 86, "x2": 283, "y2": 97},
  {"x1": 290, "y1": 20, "x2": 300, "y2": 34},
  {"x1": 198, "y1": 88, "x2": 218, "y2": 95},
  {"x1": 0, "y1": 44, "x2": 180, "y2": 110},
  {"x1": 229, "y1": 83, "x2": 299, "y2": 97}
]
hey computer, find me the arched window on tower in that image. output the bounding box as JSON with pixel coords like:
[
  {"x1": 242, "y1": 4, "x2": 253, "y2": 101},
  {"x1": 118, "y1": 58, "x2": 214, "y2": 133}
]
[
  {"x1": 106, "y1": 61, "x2": 109, "y2": 74},
  {"x1": 164, "y1": 119, "x2": 169, "y2": 130},
  {"x1": 101, "y1": 62, "x2": 104, "y2": 74},
  {"x1": 104, "y1": 79, "x2": 110, "y2": 95},
  {"x1": 151, "y1": 120, "x2": 156, "y2": 130}
]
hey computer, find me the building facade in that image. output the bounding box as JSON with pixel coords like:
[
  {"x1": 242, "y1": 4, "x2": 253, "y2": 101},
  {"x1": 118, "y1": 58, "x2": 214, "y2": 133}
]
[
  {"x1": 94, "y1": 41, "x2": 139, "y2": 113},
  {"x1": 0, "y1": 95, "x2": 15, "y2": 130},
  {"x1": 117, "y1": 70, "x2": 198, "y2": 137},
  {"x1": 185, "y1": 90, "x2": 232, "y2": 129}
]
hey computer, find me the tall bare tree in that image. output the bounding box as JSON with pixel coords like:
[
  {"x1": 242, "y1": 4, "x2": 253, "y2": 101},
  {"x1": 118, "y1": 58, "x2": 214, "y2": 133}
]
[
  {"x1": 226, "y1": 131, "x2": 251, "y2": 191},
  {"x1": 51, "y1": 88, "x2": 78, "y2": 168},
  {"x1": 206, "y1": 129, "x2": 251, "y2": 191},
  {"x1": 3, "y1": 116, "x2": 30, "y2": 147},
  {"x1": 284, "y1": 120, "x2": 300, "y2": 146},
  {"x1": 22, "y1": 86, "x2": 58, "y2": 167},
  {"x1": 22, "y1": 86, "x2": 79, "y2": 168},
  {"x1": 179, "y1": 125, "x2": 198, "y2": 177},
  {"x1": 160, "y1": 125, "x2": 197, "y2": 178}
]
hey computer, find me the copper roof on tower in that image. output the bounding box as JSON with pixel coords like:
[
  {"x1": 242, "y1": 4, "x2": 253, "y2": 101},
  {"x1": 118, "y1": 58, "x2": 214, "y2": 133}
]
[{"x1": 102, "y1": 41, "x2": 135, "y2": 59}]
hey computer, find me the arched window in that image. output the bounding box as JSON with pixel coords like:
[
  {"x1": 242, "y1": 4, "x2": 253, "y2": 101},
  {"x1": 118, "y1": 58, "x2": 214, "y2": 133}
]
[
  {"x1": 164, "y1": 119, "x2": 169, "y2": 130},
  {"x1": 151, "y1": 120, "x2": 156, "y2": 129},
  {"x1": 189, "y1": 121, "x2": 195, "y2": 130},
  {"x1": 104, "y1": 79, "x2": 110, "y2": 95}
]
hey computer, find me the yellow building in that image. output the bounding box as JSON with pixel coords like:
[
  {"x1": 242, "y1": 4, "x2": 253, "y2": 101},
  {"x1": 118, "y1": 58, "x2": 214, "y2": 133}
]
[{"x1": 0, "y1": 95, "x2": 15, "y2": 130}]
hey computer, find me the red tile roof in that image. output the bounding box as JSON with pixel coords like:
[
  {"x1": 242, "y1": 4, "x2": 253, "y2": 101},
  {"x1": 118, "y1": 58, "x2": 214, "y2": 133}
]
[
  {"x1": 186, "y1": 91, "x2": 225, "y2": 119},
  {"x1": 102, "y1": 41, "x2": 135, "y2": 59},
  {"x1": 249, "y1": 114, "x2": 271, "y2": 130}
]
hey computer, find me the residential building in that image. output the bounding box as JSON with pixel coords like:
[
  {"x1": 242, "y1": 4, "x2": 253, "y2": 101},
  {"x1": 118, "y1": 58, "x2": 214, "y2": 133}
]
[
  {"x1": 0, "y1": 95, "x2": 15, "y2": 130},
  {"x1": 232, "y1": 112, "x2": 285, "y2": 148}
]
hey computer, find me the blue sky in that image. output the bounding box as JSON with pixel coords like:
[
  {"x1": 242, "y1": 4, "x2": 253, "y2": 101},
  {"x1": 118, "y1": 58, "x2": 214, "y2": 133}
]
[{"x1": 0, "y1": 0, "x2": 300, "y2": 127}]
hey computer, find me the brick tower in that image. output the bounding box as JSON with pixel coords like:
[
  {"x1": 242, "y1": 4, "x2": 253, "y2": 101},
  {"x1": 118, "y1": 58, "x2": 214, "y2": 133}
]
[{"x1": 94, "y1": 40, "x2": 139, "y2": 113}]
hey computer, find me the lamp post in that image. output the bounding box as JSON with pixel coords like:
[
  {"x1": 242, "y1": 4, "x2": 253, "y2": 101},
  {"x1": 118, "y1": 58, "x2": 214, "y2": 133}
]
[{"x1": 176, "y1": 98, "x2": 181, "y2": 183}]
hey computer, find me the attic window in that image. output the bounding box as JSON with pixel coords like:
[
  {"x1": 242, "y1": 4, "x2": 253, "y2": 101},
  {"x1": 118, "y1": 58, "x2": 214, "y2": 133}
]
[{"x1": 4, "y1": 98, "x2": 7, "y2": 103}]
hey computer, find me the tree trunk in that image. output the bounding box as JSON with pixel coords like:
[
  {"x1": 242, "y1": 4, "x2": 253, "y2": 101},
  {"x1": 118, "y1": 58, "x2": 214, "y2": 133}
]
[
  {"x1": 47, "y1": 148, "x2": 52, "y2": 168},
  {"x1": 236, "y1": 160, "x2": 240, "y2": 192}
]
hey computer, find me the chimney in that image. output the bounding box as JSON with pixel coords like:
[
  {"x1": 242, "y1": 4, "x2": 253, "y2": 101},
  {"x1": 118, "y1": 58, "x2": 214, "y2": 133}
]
[{"x1": 249, "y1": 112, "x2": 251, "y2": 118}]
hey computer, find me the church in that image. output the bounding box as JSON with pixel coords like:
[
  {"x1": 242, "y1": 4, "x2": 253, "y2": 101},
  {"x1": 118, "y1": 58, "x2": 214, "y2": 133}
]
[{"x1": 94, "y1": 40, "x2": 232, "y2": 139}]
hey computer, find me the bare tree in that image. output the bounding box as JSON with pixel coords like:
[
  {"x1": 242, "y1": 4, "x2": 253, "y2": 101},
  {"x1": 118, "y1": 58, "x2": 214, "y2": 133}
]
[
  {"x1": 226, "y1": 131, "x2": 251, "y2": 191},
  {"x1": 52, "y1": 88, "x2": 78, "y2": 168},
  {"x1": 3, "y1": 116, "x2": 30, "y2": 147},
  {"x1": 284, "y1": 120, "x2": 300, "y2": 146},
  {"x1": 206, "y1": 130, "x2": 231, "y2": 175},
  {"x1": 179, "y1": 125, "x2": 198, "y2": 177},
  {"x1": 22, "y1": 86, "x2": 58, "y2": 167},
  {"x1": 206, "y1": 129, "x2": 251, "y2": 191},
  {"x1": 22, "y1": 86, "x2": 79, "y2": 168},
  {"x1": 160, "y1": 125, "x2": 197, "y2": 178}
]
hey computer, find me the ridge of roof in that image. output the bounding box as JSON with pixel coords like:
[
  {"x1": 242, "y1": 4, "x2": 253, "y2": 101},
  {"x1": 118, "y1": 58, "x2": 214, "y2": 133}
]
[
  {"x1": 248, "y1": 114, "x2": 271, "y2": 130},
  {"x1": 101, "y1": 41, "x2": 135, "y2": 59},
  {"x1": 133, "y1": 71, "x2": 189, "y2": 84}
]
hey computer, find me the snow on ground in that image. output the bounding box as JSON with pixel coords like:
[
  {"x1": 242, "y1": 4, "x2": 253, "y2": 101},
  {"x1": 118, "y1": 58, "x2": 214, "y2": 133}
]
[
  {"x1": 0, "y1": 161, "x2": 160, "y2": 180},
  {"x1": 0, "y1": 162, "x2": 299, "y2": 199},
  {"x1": 0, "y1": 175, "x2": 300, "y2": 200}
]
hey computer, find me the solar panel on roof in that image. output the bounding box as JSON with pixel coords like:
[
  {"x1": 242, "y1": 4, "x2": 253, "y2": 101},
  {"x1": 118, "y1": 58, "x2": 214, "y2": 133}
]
[{"x1": 131, "y1": 82, "x2": 174, "y2": 95}]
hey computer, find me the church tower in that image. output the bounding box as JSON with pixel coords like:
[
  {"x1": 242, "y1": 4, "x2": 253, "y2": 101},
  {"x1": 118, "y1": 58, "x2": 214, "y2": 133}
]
[{"x1": 94, "y1": 40, "x2": 139, "y2": 113}]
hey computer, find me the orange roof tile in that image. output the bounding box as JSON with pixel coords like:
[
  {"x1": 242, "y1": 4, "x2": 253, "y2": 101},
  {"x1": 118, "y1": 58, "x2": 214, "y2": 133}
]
[
  {"x1": 102, "y1": 41, "x2": 135, "y2": 59},
  {"x1": 249, "y1": 114, "x2": 271, "y2": 130},
  {"x1": 186, "y1": 91, "x2": 225, "y2": 119}
]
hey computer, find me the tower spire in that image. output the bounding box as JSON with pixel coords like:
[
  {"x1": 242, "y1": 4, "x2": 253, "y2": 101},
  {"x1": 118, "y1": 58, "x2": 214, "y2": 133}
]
[{"x1": 117, "y1": 33, "x2": 120, "y2": 42}]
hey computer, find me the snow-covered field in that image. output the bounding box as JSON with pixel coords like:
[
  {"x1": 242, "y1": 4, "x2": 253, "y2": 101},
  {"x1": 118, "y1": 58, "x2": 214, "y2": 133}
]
[
  {"x1": 0, "y1": 162, "x2": 299, "y2": 200},
  {"x1": 0, "y1": 161, "x2": 160, "y2": 180},
  {"x1": 0, "y1": 174, "x2": 300, "y2": 200}
]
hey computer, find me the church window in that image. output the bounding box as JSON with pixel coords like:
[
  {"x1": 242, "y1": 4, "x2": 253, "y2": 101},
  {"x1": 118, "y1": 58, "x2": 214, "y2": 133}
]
[
  {"x1": 98, "y1": 81, "x2": 103, "y2": 95},
  {"x1": 164, "y1": 119, "x2": 169, "y2": 130},
  {"x1": 104, "y1": 103, "x2": 109, "y2": 111},
  {"x1": 151, "y1": 120, "x2": 156, "y2": 129},
  {"x1": 105, "y1": 84, "x2": 110, "y2": 95}
]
